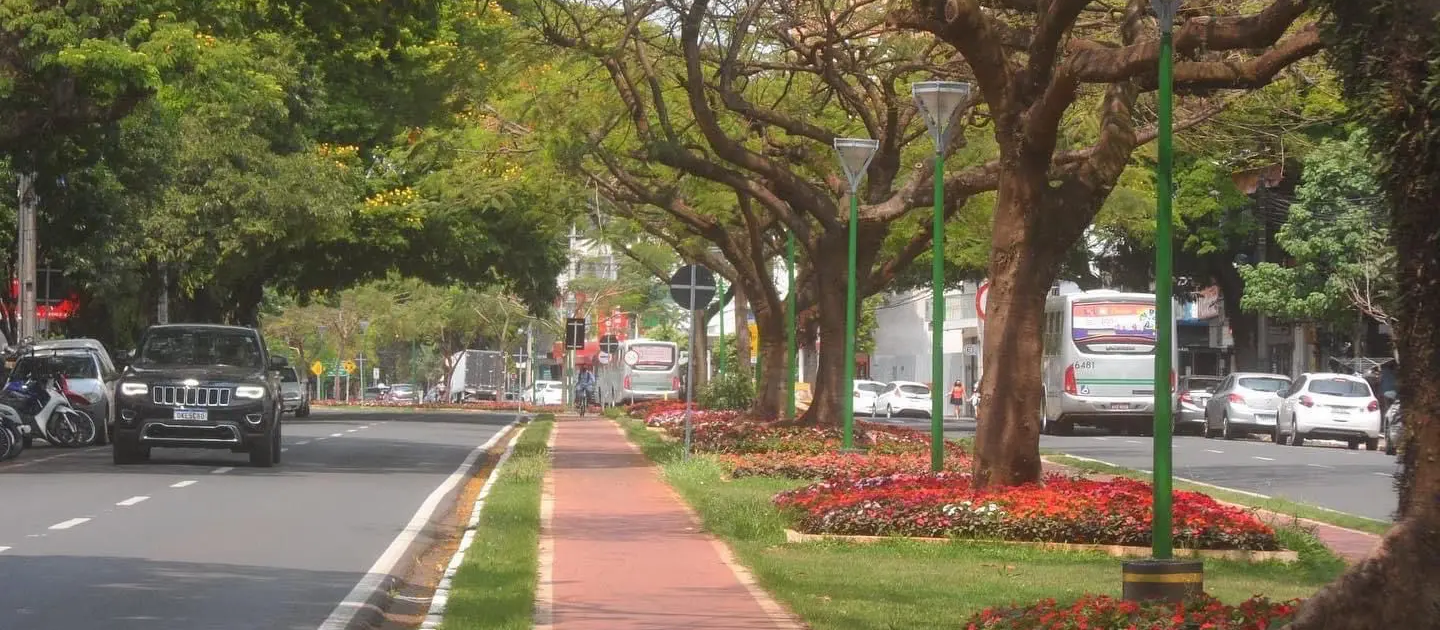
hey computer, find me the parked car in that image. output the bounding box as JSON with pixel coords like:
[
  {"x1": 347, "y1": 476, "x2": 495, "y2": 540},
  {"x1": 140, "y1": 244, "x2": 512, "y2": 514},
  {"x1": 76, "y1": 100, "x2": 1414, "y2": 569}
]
[
  {"x1": 361, "y1": 385, "x2": 389, "y2": 401},
  {"x1": 874, "y1": 381, "x2": 932, "y2": 418},
  {"x1": 278, "y1": 366, "x2": 310, "y2": 417},
  {"x1": 385, "y1": 383, "x2": 418, "y2": 404},
  {"x1": 111, "y1": 324, "x2": 285, "y2": 467},
  {"x1": 7, "y1": 338, "x2": 120, "y2": 445},
  {"x1": 1275, "y1": 372, "x2": 1382, "y2": 450},
  {"x1": 524, "y1": 380, "x2": 563, "y2": 406},
  {"x1": 853, "y1": 379, "x2": 885, "y2": 416},
  {"x1": 1173, "y1": 375, "x2": 1223, "y2": 435},
  {"x1": 1384, "y1": 395, "x2": 1402, "y2": 455},
  {"x1": 1203, "y1": 372, "x2": 1291, "y2": 440}
]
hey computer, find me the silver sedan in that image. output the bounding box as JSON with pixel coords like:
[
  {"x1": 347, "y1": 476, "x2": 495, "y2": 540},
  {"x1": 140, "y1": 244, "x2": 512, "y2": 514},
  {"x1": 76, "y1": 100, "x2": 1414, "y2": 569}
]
[{"x1": 1203, "y1": 372, "x2": 1292, "y2": 440}]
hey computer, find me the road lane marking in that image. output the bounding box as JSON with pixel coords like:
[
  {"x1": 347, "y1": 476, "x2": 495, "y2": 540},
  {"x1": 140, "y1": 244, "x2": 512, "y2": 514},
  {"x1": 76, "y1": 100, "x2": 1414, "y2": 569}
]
[
  {"x1": 281, "y1": 448, "x2": 289, "y2": 453},
  {"x1": 49, "y1": 518, "x2": 90, "y2": 530},
  {"x1": 211, "y1": 467, "x2": 234, "y2": 475},
  {"x1": 1253, "y1": 456, "x2": 1275, "y2": 461},
  {"x1": 295, "y1": 440, "x2": 311, "y2": 445},
  {"x1": 1094, "y1": 437, "x2": 1110, "y2": 441},
  {"x1": 0, "y1": 546, "x2": 10, "y2": 553},
  {"x1": 170, "y1": 480, "x2": 197, "y2": 488},
  {"x1": 116, "y1": 496, "x2": 149, "y2": 506},
  {"x1": 1125, "y1": 440, "x2": 1141, "y2": 444},
  {"x1": 1374, "y1": 472, "x2": 1393, "y2": 477},
  {"x1": 1205, "y1": 449, "x2": 1225, "y2": 454},
  {"x1": 1307, "y1": 463, "x2": 1334, "y2": 469},
  {"x1": 346, "y1": 429, "x2": 358, "y2": 433},
  {"x1": 330, "y1": 433, "x2": 344, "y2": 437}
]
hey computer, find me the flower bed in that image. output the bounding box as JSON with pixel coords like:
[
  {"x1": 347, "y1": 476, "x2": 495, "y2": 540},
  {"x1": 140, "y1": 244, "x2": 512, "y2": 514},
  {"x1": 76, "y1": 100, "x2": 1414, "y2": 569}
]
[
  {"x1": 775, "y1": 473, "x2": 1280, "y2": 551},
  {"x1": 627, "y1": 400, "x2": 686, "y2": 419},
  {"x1": 964, "y1": 594, "x2": 1300, "y2": 630},
  {"x1": 724, "y1": 450, "x2": 972, "y2": 480}
]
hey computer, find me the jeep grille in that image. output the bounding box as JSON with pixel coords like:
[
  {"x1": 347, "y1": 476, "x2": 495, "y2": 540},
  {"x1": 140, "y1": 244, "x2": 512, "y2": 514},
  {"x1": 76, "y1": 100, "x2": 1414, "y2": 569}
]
[{"x1": 152, "y1": 386, "x2": 231, "y2": 407}]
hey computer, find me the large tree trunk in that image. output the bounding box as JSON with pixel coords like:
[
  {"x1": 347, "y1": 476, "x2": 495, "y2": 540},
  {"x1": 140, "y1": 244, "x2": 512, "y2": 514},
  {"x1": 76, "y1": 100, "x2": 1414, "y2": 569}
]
[
  {"x1": 796, "y1": 237, "x2": 847, "y2": 426},
  {"x1": 971, "y1": 172, "x2": 1061, "y2": 488},
  {"x1": 750, "y1": 303, "x2": 786, "y2": 420},
  {"x1": 688, "y1": 307, "x2": 710, "y2": 395},
  {"x1": 734, "y1": 285, "x2": 751, "y2": 378}
]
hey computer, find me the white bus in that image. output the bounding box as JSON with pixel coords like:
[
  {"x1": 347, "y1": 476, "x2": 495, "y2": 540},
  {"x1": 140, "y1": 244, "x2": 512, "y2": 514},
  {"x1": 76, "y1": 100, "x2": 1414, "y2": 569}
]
[
  {"x1": 1041, "y1": 290, "x2": 1177, "y2": 435},
  {"x1": 597, "y1": 339, "x2": 681, "y2": 404}
]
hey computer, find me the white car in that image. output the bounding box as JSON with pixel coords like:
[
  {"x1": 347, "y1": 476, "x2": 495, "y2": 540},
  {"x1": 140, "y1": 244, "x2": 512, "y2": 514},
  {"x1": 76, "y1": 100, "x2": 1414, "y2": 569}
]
[
  {"x1": 524, "y1": 380, "x2": 563, "y2": 406},
  {"x1": 1276, "y1": 372, "x2": 1382, "y2": 450},
  {"x1": 874, "y1": 381, "x2": 932, "y2": 418},
  {"x1": 852, "y1": 379, "x2": 885, "y2": 416}
]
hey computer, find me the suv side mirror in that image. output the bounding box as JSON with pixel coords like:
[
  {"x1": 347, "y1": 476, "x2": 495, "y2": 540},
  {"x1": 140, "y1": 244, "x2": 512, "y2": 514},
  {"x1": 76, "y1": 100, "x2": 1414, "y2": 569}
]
[{"x1": 268, "y1": 355, "x2": 289, "y2": 369}]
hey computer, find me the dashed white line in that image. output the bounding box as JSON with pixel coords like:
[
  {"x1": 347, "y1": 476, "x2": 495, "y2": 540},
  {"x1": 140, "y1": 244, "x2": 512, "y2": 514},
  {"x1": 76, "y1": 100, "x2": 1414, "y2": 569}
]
[
  {"x1": 330, "y1": 433, "x2": 344, "y2": 438},
  {"x1": 1205, "y1": 449, "x2": 1225, "y2": 454},
  {"x1": 281, "y1": 448, "x2": 289, "y2": 453},
  {"x1": 49, "y1": 518, "x2": 90, "y2": 530},
  {"x1": 171, "y1": 480, "x2": 198, "y2": 488},
  {"x1": 1306, "y1": 463, "x2": 1334, "y2": 469},
  {"x1": 1374, "y1": 472, "x2": 1393, "y2": 477},
  {"x1": 211, "y1": 467, "x2": 234, "y2": 475},
  {"x1": 1125, "y1": 440, "x2": 1141, "y2": 444},
  {"x1": 0, "y1": 546, "x2": 10, "y2": 553},
  {"x1": 295, "y1": 440, "x2": 311, "y2": 445},
  {"x1": 116, "y1": 496, "x2": 149, "y2": 506},
  {"x1": 345, "y1": 429, "x2": 358, "y2": 433},
  {"x1": 1253, "y1": 456, "x2": 1275, "y2": 461}
]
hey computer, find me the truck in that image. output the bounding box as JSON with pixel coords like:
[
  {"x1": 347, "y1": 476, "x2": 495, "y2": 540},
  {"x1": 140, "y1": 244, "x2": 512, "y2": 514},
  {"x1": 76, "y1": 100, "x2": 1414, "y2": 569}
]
[{"x1": 446, "y1": 349, "x2": 506, "y2": 402}]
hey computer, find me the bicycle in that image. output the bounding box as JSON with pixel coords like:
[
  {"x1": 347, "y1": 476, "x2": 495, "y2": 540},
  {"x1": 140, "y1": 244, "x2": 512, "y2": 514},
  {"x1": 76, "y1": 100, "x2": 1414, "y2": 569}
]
[{"x1": 574, "y1": 387, "x2": 595, "y2": 416}]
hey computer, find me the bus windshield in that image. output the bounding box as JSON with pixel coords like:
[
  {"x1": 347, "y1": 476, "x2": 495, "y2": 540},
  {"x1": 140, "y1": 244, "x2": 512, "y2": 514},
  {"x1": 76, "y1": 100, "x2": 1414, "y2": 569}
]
[
  {"x1": 1071, "y1": 300, "x2": 1158, "y2": 355},
  {"x1": 629, "y1": 344, "x2": 676, "y2": 371}
]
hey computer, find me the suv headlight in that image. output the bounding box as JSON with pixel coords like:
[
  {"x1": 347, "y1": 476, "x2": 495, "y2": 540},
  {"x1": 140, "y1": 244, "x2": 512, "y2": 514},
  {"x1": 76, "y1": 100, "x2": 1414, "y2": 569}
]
[
  {"x1": 120, "y1": 382, "x2": 149, "y2": 396},
  {"x1": 235, "y1": 385, "x2": 266, "y2": 400}
]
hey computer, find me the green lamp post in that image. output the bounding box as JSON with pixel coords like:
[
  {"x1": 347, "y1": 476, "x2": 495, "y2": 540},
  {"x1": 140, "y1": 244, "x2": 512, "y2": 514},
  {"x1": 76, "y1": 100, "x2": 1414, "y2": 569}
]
[
  {"x1": 786, "y1": 231, "x2": 798, "y2": 421},
  {"x1": 911, "y1": 80, "x2": 972, "y2": 472},
  {"x1": 833, "y1": 137, "x2": 881, "y2": 451}
]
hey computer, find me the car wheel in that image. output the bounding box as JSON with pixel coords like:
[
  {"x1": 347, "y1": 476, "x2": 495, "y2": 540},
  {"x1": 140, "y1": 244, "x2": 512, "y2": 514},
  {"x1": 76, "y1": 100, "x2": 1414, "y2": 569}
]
[
  {"x1": 1386, "y1": 441, "x2": 1398, "y2": 456},
  {"x1": 1291, "y1": 428, "x2": 1305, "y2": 447},
  {"x1": 1365, "y1": 437, "x2": 1380, "y2": 452},
  {"x1": 1348, "y1": 439, "x2": 1360, "y2": 450},
  {"x1": 296, "y1": 403, "x2": 310, "y2": 418},
  {"x1": 249, "y1": 426, "x2": 276, "y2": 468},
  {"x1": 1272, "y1": 424, "x2": 1282, "y2": 444},
  {"x1": 94, "y1": 416, "x2": 109, "y2": 446},
  {"x1": 1221, "y1": 414, "x2": 1235, "y2": 440},
  {"x1": 272, "y1": 423, "x2": 283, "y2": 464},
  {"x1": 885, "y1": 405, "x2": 894, "y2": 419}
]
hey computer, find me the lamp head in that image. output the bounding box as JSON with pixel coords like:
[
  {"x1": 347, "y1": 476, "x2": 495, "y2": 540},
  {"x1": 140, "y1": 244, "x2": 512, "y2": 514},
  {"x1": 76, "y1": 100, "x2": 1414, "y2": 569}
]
[
  {"x1": 911, "y1": 81, "x2": 972, "y2": 149},
  {"x1": 832, "y1": 137, "x2": 881, "y2": 194}
]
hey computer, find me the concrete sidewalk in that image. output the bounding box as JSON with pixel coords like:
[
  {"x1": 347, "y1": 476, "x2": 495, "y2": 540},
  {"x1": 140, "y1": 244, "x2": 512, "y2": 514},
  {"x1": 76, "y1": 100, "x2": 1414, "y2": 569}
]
[{"x1": 538, "y1": 415, "x2": 799, "y2": 630}]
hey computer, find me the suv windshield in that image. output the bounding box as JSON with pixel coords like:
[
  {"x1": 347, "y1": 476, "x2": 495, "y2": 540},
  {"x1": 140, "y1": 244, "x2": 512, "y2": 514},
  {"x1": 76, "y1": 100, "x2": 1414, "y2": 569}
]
[
  {"x1": 280, "y1": 367, "x2": 299, "y2": 383},
  {"x1": 137, "y1": 328, "x2": 263, "y2": 368},
  {"x1": 1239, "y1": 377, "x2": 1290, "y2": 393},
  {"x1": 10, "y1": 353, "x2": 98, "y2": 380}
]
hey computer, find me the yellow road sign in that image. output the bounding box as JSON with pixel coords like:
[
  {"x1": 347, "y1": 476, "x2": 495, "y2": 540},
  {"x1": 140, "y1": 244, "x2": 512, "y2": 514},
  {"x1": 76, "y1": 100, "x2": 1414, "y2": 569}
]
[
  {"x1": 748, "y1": 322, "x2": 758, "y2": 360},
  {"x1": 342, "y1": 359, "x2": 357, "y2": 374},
  {"x1": 310, "y1": 361, "x2": 325, "y2": 376}
]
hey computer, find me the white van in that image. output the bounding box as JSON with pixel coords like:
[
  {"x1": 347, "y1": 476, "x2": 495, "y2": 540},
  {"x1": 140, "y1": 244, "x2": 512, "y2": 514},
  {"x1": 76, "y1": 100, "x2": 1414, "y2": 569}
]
[
  {"x1": 597, "y1": 339, "x2": 680, "y2": 404},
  {"x1": 1041, "y1": 290, "x2": 1177, "y2": 435}
]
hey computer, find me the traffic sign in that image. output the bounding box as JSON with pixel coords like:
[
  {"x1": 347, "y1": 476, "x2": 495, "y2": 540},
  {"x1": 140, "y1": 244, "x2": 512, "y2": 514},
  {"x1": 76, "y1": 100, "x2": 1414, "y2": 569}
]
[
  {"x1": 976, "y1": 280, "x2": 990, "y2": 322},
  {"x1": 342, "y1": 359, "x2": 357, "y2": 374},
  {"x1": 598, "y1": 351, "x2": 612, "y2": 365},
  {"x1": 599, "y1": 333, "x2": 621, "y2": 354},
  {"x1": 310, "y1": 361, "x2": 325, "y2": 376},
  {"x1": 565, "y1": 317, "x2": 586, "y2": 350},
  {"x1": 668, "y1": 265, "x2": 716, "y2": 311},
  {"x1": 623, "y1": 349, "x2": 639, "y2": 367}
]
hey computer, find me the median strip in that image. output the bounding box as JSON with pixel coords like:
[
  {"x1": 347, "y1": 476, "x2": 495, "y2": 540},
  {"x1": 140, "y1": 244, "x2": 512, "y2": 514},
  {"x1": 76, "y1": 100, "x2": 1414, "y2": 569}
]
[{"x1": 421, "y1": 416, "x2": 553, "y2": 630}]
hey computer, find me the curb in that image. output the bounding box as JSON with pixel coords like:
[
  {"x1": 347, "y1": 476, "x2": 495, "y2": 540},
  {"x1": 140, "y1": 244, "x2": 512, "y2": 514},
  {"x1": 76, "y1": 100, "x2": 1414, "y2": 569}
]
[
  {"x1": 418, "y1": 422, "x2": 531, "y2": 629},
  {"x1": 316, "y1": 414, "x2": 525, "y2": 630}
]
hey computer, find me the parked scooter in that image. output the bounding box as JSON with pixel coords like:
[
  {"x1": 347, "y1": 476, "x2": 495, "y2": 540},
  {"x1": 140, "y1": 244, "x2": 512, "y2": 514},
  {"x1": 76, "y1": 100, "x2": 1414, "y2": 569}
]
[
  {"x1": 0, "y1": 349, "x2": 97, "y2": 448},
  {"x1": 0, "y1": 405, "x2": 25, "y2": 461}
]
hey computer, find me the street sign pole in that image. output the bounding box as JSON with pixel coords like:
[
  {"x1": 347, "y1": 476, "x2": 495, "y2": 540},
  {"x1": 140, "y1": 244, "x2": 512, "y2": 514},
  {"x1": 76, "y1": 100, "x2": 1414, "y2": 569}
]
[{"x1": 685, "y1": 264, "x2": 697, "y2": 460}]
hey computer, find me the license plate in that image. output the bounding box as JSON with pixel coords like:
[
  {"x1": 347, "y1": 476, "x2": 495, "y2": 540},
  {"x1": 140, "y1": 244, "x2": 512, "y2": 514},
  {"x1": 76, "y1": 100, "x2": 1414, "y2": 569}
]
[
  {"x1": 173, "y1": 409, "x2": 208, "y2": 422},
  {"x1": 1256, "y1": 413, "x2": 1276, "y2": 423},
  {"x1": 1109, "y1": 403, "x2": 1132, "y2": 410}
]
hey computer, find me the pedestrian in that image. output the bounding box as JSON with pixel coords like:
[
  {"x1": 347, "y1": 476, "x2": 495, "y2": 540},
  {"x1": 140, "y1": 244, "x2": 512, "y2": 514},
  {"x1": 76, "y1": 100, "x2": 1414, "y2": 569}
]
[{"x1": 949, "y1": 379, "x2": 965, "y2": 418}]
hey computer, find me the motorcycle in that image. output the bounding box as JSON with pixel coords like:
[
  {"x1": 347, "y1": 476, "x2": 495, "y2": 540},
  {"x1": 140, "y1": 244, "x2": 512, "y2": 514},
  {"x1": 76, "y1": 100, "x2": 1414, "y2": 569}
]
[
  {"x1": 0, "y1": 405, "x2": 25, "y2": 461},
  {"x1": 0, "y1": 365, "x2": 97, "y2": 449}
]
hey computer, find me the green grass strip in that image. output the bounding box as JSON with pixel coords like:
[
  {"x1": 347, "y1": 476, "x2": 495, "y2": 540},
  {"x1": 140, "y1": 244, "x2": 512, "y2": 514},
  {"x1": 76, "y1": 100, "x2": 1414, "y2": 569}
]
[
  {"x1": 618, "y1": 418, "x2": 1345, "y2": 630},
  {"x1": 1045, "y1": 454, "x2": 1393, "y2": 536},
  {"x1": 440, "y1": 415, "x2": 554, "y2": 630}
]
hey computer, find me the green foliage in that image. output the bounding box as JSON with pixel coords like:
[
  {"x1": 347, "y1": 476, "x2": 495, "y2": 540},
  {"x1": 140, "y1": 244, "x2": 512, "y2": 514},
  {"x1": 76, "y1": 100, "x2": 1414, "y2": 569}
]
[
  {"x1": 857, "y1": 294, "x2": 883, "y2": 355},
  {"x1": 699, "y1": 370, "x2": 756, "y2": 411},
  {"x1": 1239, "y1": 129, "x2": 1393, "y2": 324}
]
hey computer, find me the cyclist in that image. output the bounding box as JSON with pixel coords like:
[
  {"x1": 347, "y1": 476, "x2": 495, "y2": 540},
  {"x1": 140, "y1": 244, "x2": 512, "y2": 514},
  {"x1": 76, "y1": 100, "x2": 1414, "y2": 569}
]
[{"x1": 574, "y1": 366, "x2": 597, "y2": 414}]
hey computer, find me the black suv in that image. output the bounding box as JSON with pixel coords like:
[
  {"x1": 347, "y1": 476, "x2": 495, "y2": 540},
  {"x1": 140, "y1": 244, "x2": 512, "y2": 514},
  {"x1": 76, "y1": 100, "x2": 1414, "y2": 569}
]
[{"x1": 112, "y1": 324, "x2": 286, "y2": 467}]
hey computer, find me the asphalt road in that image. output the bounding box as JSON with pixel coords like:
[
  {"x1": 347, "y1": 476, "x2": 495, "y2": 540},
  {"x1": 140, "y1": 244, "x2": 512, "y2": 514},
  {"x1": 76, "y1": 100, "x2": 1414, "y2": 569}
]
[
  {"x1": 869, "y1": 414, "x2": 1400, "y2": 522},
  {"x1": 0, "y1": 408, "x2": 516, "y2": 630}
]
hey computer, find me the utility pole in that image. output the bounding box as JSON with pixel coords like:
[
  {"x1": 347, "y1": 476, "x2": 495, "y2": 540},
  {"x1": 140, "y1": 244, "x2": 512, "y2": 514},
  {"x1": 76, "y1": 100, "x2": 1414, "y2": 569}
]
[{"x1": 16, "y1": 172, "x2": 39, "y2": 343}]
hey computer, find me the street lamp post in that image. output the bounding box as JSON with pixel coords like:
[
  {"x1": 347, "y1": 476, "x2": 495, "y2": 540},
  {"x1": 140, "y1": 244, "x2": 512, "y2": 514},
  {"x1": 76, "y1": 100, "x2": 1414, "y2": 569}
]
[
  {"x1": 317, "y1": 325, "x2": 328, "y2": 400},
  {"x1": 911, "y1": 80, "x2": 971, "y2": 472},
  {"x1": 1151, "y1": 0, "x2": 1179, "y2": 563},
  {"x1": 358, "y1": 320, "x2": 371, "y2": 401},
  {"x1": 786, "y1": 232, "x2": 798, "y2": 421},
  {"x1": 833, "y1": 137, "x2": 881, "y2": 451}
]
